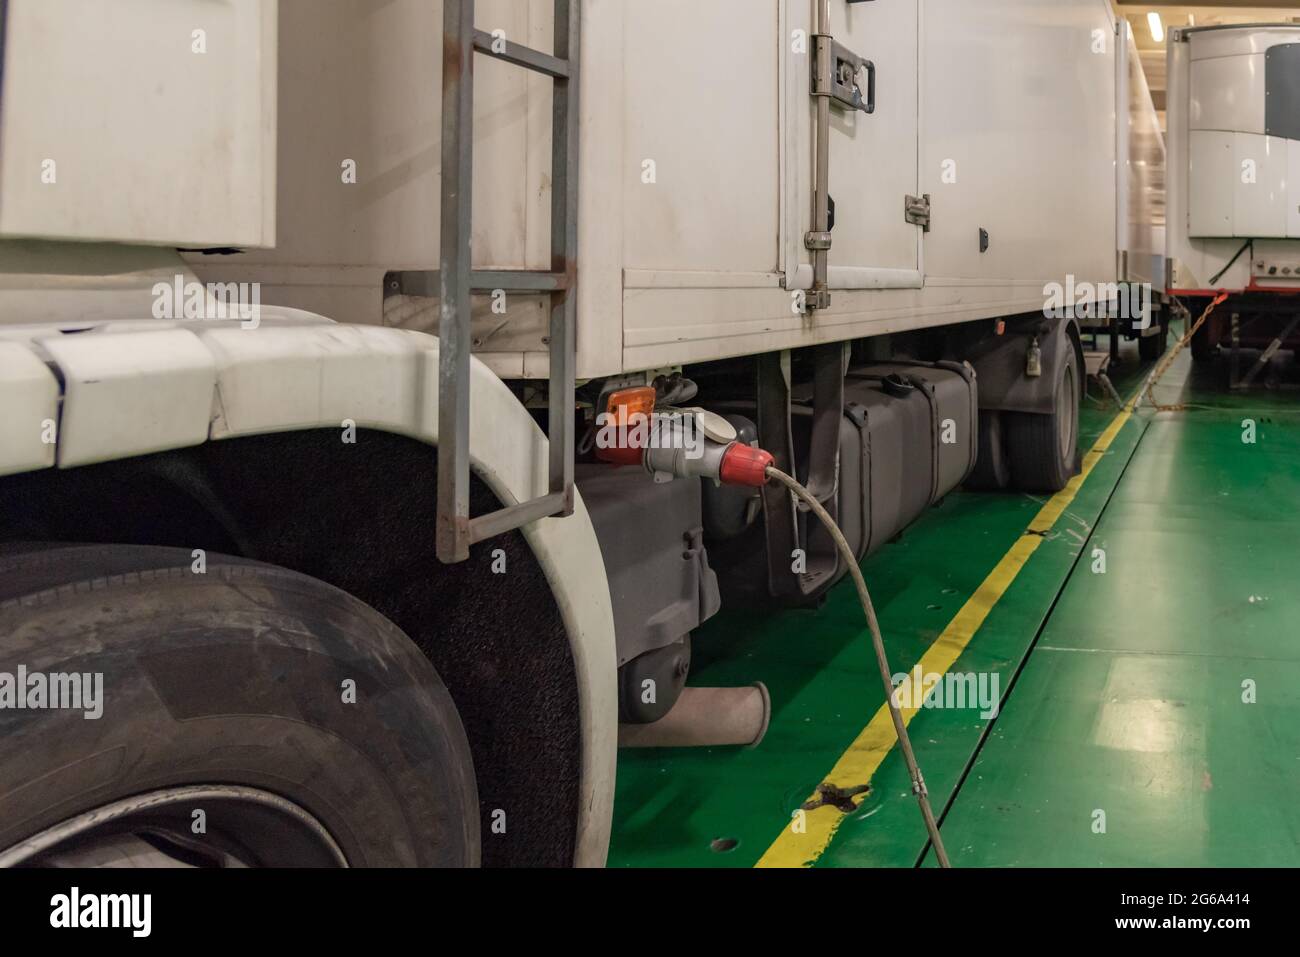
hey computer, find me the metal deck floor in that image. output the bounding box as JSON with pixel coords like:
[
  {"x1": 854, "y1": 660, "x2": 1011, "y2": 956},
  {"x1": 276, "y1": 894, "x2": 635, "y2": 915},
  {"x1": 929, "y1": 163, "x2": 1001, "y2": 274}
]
[{"x1": 609, "y1": 337, "x2": 1300, "y2": 868}]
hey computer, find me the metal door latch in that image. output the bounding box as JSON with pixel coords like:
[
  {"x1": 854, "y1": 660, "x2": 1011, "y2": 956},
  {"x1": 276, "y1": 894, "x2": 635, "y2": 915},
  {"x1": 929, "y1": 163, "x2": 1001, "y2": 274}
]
[
  {"x1": 905, "y1": 194, "x2": 931, "y2": 232},
  {"x1": 812, "y1": 36, "x2": 876, "y2": 114}
]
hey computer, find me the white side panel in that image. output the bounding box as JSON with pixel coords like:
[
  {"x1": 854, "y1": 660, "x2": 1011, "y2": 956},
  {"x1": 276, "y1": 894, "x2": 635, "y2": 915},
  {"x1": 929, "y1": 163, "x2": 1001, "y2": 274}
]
[
  {"x1": 1122, "y1": 20, "x2": 1167, "y2": 292},
  {"x1": 922, "y1": 0, "x2": 1117, "y2": 284},
  {"x1": 1234, "y1": 133, "x2": 1288, "y2": 239},
  {"x1": 37, "y1": 329, "x2": 216, "y2": 468},
  {"x1": 197, "y1": 0, "x2": 587, "y2": 378},
  {"x1": 1186, "y1": 131, "x2": 1288, "y2": 240},
  {"x1": 173, "y1": 0, "x2": 1124, "y2": 377},
  {"x1": 1191, "y1": 26, "x2": 1300, "y2": 60},
  {"x1": 1290, "y1": 141, "x2": 1300, "y2": 239},
  {"x1": 0, "y1": 243, "x2": 199, "y2": 325},
  {"x1": 621, "y1": 1, "x2": 779, "y2": 275},
  {"x1": 1116, "y1": 19, "x2": 1131, "y2": 258},
  {"x1": 247, "y1": 0, "x2": 549, "y2": 275},
  {"x1": 619, "y1": 0, "x2": 1119, "y2": 370},
  {"x1": 0, "y1": 342, "x2": 59, "y2": 477},
  {"x1": 0, "y1": 0, "x2": 276, "y2": 248},
  {"x1": 1189, "y1": 55, "x2": 1266, "y2": 135},
  {"x1": 786, "y1": 0, "x2": 920, "y2": 279},
  {"x1": 1188, "y1": 131, "x2": 1236, "y2": 238}
]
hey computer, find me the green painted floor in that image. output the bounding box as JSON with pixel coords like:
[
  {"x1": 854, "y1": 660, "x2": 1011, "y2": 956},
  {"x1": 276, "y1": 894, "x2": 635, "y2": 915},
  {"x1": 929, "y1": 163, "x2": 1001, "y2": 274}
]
[{"x1": 609, "y1": 335, "x2": 1300, "y2": 868}]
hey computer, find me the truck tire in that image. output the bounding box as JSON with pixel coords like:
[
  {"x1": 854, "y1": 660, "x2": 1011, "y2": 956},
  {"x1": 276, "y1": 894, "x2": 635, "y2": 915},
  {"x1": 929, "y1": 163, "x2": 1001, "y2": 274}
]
[
  {"x1": 1138, "y1": 316, "x2": 1167, "y2": 361},
  {"x1": 0, "y1": 544, "x2": 478, "y2": 868},
  {"x1": 1005, "y1": 347, "x2": 1079, "y2": 493},
  {"x1": 965, "y1": 410, "x2": 1011, "y2": 491}
]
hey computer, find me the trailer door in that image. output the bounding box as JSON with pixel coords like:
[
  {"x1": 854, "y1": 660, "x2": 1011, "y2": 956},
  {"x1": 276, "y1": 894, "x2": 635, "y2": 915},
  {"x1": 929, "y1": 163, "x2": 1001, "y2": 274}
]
[{"x1": 783, "y1": 0, "x2": 922, "y2": 293}]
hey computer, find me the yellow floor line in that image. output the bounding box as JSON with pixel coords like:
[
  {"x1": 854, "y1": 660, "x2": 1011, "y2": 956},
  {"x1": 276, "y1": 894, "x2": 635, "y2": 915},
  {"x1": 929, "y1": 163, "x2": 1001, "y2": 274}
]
[{"x1": 755, "y1": 401, "x2": 1135, "y2": 868}]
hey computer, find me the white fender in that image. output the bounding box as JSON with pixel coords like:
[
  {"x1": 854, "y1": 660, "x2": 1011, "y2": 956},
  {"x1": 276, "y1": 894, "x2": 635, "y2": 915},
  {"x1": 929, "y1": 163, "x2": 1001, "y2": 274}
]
[{"x1": 0, "y1": 315, "x2": 618, "y2": 867}]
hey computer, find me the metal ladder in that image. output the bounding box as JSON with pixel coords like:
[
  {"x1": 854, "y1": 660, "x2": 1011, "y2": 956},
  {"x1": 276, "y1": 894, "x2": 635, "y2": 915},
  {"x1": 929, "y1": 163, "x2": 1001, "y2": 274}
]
[{"x1": 386, "y1": 0, "x2": 580, "y2": 564}]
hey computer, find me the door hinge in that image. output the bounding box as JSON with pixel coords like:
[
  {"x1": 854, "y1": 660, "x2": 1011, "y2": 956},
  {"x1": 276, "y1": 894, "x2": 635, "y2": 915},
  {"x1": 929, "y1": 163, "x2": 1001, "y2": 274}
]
[{"x1": 905, "y1": 194, "x2": 931, "y2": 232}]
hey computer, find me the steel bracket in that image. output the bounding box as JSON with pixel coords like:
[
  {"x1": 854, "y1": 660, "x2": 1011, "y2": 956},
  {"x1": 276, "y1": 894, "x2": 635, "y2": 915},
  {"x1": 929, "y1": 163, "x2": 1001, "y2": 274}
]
[{"x1": 757, "y1": 344, "x2": 846, "y2": 603}]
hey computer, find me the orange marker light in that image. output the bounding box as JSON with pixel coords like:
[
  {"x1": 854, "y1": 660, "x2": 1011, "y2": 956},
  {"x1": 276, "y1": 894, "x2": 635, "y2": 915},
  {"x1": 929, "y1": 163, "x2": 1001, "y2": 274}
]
[{"x1": 595, "y1": 386, "x2": 657, "y2": 465}]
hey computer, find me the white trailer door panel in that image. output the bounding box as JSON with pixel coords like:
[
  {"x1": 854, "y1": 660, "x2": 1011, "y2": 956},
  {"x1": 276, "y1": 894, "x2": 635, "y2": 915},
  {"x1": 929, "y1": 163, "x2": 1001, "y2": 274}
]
[
  {"x1": 622, "y1": 0, "x2": 781, "y2": 277},
  {"x1": 785, "y1": 0, "x2": 922, "y2": 289}
]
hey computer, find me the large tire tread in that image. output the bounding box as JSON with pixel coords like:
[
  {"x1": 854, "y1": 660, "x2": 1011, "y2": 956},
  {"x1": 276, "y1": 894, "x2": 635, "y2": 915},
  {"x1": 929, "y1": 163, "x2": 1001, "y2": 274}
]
[
  {"x1": 965, "y1": 410, "x2": 1011, "y2": 491},
  {"x1": 1005, "y1": 348, "x2": 1080, "y2": 493},
  {"x1": 0, "y1": 543, "x2": 479, "y2": 868}
]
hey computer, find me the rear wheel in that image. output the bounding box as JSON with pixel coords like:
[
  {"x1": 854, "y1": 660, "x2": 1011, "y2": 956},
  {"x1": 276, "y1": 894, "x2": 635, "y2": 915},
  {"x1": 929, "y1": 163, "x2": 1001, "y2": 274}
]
[
  {"x1": 965, "y1": 410, "x2": 1011, "y2": 491},
  {"x1": 0, "y1": 544, "x2": 479, "y2": 868},
  {"x1": 1005, "y1": 346, "x2": 1080, "y2": 493}
]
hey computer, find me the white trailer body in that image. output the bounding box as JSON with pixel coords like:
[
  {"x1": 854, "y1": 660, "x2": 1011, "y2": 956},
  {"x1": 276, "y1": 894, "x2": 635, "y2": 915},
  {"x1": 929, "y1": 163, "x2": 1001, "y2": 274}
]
[
  {"x1": 245, "y1": 0, "x2": 1125, "y2": 379},
  {"x1": 1167, "y1": 23, "x2": 1300, "y2": 294},
  {"x1": 0, "y1": 1, "x2": 1128, "y2": 374},
  {"x1": 1120, "y1": 19, "x2": 1167, "y2": 296}
]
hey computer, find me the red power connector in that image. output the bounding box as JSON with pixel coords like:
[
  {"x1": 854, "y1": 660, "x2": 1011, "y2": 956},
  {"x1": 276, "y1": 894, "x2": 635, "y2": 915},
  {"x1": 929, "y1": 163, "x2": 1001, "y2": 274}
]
[{"x1": 718, "y1": 443, "x2": 774, "y2": 488}]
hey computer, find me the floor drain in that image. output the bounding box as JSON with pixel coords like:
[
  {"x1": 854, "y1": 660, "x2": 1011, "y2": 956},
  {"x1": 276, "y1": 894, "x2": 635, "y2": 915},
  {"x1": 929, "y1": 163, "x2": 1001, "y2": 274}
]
[{"x1": 710, "y1": 838, "x2": 739, "y2": 853}]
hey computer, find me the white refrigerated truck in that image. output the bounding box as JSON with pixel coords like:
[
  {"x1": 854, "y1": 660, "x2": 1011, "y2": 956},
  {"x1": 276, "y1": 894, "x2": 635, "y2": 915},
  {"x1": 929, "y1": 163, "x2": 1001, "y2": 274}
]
[
  {"x1": 1164, "y1": 22, "x2": 1300, "y2": 379},
  {"x1": 0, "y1": 0, "x2": 1151, "y2": 867}
]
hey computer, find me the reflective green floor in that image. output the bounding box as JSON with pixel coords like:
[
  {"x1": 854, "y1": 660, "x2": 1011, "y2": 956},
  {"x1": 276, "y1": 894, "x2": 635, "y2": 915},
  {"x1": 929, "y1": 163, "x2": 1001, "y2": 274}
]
[{"x1": 609, "y1": 337, "x2": 1300, "y2": 868}]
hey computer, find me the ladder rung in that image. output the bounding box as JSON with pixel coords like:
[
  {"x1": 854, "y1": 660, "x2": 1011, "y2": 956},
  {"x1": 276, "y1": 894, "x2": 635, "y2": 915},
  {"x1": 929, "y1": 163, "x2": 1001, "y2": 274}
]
[
  {"x1": 473, "y1": 30, "x2": 569, "y2": 79},
  {"x1": 470, "y1": 491, "x2": 569, "y2": 545},
  {"x1": 474, "y1": 269, "x2": 568, "y2": 292}
]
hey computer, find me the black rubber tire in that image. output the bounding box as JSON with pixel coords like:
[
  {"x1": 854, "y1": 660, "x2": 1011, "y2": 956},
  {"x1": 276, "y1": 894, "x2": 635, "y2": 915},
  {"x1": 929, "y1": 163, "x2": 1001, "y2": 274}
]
[
  {"x1": 0, "y1": 544, "x2": 479, "y2": 867},
  {"x1": 965, "y1": 410, "x2": 1011, "y2": 491},
  {"x1": 1138, "y1": 318, "x2": 1167, "y2": 361},
  {"x1": 1005, "y1": 346, "x2": 1080, "y2": 493}
]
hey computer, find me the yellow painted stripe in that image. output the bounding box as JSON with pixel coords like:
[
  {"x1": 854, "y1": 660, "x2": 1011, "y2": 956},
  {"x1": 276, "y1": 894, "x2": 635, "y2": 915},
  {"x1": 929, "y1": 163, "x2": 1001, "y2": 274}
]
[{"x1": 755, "y1": 401, "x2": 1135, "y2": 868}]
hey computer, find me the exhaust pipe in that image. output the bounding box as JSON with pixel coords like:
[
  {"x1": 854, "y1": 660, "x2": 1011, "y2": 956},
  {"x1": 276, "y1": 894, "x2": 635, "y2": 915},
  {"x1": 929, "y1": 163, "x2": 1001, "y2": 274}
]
[{"x1": 617, "y1": 683, "x2": 770, "y2": 749}]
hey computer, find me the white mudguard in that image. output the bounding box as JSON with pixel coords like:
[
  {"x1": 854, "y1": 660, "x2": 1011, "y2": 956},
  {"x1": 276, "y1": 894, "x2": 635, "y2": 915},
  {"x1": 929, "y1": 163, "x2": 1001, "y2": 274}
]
[{"x1": 0, "y1": 314, "x2": 619, "y2": 867}]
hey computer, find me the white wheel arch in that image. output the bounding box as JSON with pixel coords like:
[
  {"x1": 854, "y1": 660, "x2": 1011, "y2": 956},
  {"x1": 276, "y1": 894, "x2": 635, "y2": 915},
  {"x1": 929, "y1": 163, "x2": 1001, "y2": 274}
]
[{"x1": 0, "y1": 314, "x2": 618, "y2": 867}]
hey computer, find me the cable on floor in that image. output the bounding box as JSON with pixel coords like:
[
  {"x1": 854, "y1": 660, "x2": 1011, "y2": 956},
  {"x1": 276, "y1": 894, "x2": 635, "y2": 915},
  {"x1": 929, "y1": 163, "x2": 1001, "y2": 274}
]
[{"x1": 765, "y1": 465, "x2": 952, "y2": 868}]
